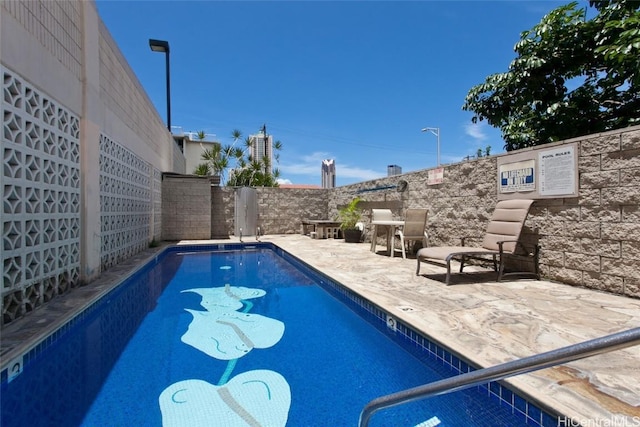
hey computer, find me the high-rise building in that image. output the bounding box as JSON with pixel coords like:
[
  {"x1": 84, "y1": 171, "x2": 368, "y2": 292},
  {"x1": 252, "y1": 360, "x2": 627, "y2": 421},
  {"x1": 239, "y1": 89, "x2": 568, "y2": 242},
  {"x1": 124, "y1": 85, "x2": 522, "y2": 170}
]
[
  {"x1": 322, "y1": 159, "x2": 336, "y2": 188},
  {"x1": 249, "y1": 126, "x2": 273, "y2": 172},
  {"x1": 387, "y1": 164, "x2": 402, "y2": 176}
]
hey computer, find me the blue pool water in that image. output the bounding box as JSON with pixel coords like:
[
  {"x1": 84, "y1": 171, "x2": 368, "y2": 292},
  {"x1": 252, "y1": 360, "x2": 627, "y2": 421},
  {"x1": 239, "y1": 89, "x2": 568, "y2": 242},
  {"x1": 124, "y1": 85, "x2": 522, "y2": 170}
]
[{"x1": 1, "y1": 243, "x2": 556, "y2": 426}]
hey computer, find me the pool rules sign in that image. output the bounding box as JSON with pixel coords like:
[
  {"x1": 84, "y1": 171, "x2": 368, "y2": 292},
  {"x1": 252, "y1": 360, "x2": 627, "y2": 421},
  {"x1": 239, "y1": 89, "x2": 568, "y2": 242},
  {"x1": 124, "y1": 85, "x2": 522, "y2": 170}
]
[
  {"x1": 539, "y1": 145, "x2": 577, "y2": 196},
  {"x1": 497, "y1": 142, "x2": 578, "y2": 200}
]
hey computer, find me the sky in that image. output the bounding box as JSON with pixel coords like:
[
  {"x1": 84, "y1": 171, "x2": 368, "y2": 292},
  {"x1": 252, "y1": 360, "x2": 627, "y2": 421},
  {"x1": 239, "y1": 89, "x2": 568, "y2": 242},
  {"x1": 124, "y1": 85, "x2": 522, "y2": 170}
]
[{"x1": 95, "y1": 0, "x2": 579, "y2": 186}]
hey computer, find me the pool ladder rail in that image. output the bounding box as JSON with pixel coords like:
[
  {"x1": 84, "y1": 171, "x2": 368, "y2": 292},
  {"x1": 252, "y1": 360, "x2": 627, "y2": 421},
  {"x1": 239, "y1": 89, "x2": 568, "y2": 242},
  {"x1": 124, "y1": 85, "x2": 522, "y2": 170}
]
[
  {"x1": 238, "y1": 227, "x2": 261, "y2": 243},
  {"x1": 358, "y1": 327, "x2": 640, "y2": 427}
]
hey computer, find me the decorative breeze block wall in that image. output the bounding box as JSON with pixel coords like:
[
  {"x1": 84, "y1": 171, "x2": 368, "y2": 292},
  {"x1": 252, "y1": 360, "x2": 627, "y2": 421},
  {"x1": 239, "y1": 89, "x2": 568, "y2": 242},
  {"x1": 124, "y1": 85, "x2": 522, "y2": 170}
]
[
  {"x1": 99, "y1": 134, "x2": 151, "y2": 271},
  {"x1": 2, "y1": 67, "x2": 81, "y2": 326}
]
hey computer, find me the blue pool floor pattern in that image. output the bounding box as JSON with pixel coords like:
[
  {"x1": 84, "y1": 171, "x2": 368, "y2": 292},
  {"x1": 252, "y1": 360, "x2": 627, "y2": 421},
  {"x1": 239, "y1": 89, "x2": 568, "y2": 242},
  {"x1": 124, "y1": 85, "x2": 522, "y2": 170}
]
[{"x1": 1, "y1": 244, "x2": 557, "y2": 426}]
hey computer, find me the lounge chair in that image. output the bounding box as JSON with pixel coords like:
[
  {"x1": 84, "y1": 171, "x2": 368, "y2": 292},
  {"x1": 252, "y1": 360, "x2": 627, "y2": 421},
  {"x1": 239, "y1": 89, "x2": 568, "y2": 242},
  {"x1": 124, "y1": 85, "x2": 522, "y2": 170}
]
[
  {"x1": 396, "y1": 208, "x2": 429, "y2": 259},
  {"x1": 416, "y1": 199, "x2": 539, "y2": 285}
]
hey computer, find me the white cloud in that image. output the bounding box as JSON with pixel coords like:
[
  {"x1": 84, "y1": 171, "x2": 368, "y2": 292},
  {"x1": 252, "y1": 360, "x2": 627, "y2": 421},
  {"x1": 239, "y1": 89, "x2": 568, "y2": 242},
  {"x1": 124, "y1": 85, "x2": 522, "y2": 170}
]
[
  {"x1": 302, "y1": 152, "x2": 332, "y2": 163},
  {"x1": 464, "y1": 122, "x2": 488, "y2": 141},
  {"x1": 337, "y1": 165, "x2": 381, "y2": 181},
  {"x1": 277, "y1": 178, "x2": 292, "y2": 185}
]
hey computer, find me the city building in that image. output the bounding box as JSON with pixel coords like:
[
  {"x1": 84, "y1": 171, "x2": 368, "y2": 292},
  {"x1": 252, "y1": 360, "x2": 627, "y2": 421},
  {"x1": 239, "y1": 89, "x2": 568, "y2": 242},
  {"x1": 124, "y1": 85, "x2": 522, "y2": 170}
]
[
  {"x1": 387, "y1": 164, "x2": 402, "y2": 176},
  {"x1": 321, "y1": 159, "x2": 336, "y2": 188},
  {"x1": 249, "y1": 126, "x2": 273, "y2": 172},
  {"x1": 171, "y1": 127, "x2": 220, "y2": 175}
]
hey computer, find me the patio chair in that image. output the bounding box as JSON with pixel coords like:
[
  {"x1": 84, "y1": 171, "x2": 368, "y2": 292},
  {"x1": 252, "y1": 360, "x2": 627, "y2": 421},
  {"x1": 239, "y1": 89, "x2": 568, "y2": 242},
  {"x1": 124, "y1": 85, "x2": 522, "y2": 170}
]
[
  {"x1": 416, "y1": 199, "x2": 539, "y2": 285},
  {"x1": 396, "y1": 208, "x2": 429, "y2": 259},
  {"x1": 370, "y1": 209, "x2": 394, "y2": 253}
]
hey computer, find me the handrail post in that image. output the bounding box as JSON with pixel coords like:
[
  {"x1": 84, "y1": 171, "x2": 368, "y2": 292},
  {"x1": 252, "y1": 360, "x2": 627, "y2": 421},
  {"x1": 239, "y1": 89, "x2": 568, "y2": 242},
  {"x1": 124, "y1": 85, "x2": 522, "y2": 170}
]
[{"x1": 359, "y1": 328, "x2": 640, "y2": 427}]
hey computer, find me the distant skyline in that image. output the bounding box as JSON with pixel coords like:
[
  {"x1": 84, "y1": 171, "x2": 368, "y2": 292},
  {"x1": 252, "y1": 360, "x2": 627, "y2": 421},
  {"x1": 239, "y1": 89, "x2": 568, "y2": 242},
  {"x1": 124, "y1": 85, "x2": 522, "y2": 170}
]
[{"x1": 96, "y1": 0, "x2": 582, "y2": 186}]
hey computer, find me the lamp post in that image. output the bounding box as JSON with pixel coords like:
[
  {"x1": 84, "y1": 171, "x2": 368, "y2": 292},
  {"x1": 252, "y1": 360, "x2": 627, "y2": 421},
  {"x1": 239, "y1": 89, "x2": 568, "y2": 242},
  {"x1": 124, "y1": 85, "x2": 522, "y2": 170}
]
[
  {"x1": 149, "y1": 39, "x2": 171, "y2": 132},
  {"x1": 421, "y1": 127, "x2": 440, "y2": 166}
]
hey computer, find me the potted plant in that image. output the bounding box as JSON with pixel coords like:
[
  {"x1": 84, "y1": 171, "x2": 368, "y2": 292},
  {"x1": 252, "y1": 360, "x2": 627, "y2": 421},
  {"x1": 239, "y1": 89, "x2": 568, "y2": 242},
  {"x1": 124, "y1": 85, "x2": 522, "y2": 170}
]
[{"x1": 337, "y1": 197, "x2": 363, "y2": 243}]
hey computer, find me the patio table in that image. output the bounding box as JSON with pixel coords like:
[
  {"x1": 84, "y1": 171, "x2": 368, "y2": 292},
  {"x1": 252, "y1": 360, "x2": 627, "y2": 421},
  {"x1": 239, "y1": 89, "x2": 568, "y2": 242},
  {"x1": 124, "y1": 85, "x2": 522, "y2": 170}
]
[
  {"x1": 370, "y1": 220, "x2": 404, "y2": 257},
  {"x1": 302, "y1": 220, "x2": 342, "y2": 239}
]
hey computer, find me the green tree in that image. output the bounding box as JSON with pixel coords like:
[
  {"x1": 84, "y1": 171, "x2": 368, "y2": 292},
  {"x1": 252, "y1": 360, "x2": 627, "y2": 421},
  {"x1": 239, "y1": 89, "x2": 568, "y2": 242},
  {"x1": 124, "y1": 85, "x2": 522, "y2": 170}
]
[
  {"x1": 197, "y1": 127, "x2": 282, "y2": 187},
  {"x1": 463, "y1": 0, "x2": 640, "y2": 151}
]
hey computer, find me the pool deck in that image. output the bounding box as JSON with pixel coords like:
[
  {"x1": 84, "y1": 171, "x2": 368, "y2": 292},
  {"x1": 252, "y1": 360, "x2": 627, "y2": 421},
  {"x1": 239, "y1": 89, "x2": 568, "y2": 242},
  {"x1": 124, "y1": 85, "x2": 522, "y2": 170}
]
[{"x1": 2, "y1": 235, "x2": 639, "y2": 425}]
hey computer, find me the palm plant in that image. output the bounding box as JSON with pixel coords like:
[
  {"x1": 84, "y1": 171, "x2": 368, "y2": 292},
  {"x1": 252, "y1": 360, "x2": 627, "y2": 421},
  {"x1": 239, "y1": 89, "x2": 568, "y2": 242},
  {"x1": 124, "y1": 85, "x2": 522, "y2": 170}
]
[
  {"x1": 199, "y1": 127, "x2": 282, "y2": 187},
  {"x1": 193, "y1": 163, "x2": 210, "y2": 175}
]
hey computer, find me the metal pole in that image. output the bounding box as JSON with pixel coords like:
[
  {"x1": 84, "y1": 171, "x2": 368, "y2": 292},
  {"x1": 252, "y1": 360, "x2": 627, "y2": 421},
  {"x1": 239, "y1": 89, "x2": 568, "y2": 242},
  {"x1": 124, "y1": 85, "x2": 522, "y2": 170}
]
[
  {"x1": 436, "y1": 128, "x2": 440, "y2": 166},
  {"x1": 165, "y1": 50, "x2": 171, "y2": 132},
  {"x1": 421, "y1": 127, "x2": 440, "y2": 167}
]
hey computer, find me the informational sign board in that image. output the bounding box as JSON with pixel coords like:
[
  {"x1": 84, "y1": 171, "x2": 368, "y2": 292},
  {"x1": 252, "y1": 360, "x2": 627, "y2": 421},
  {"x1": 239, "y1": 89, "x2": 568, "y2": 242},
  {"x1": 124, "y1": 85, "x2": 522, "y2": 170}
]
[
  {"x1": 539, "y1": 146, "x2": 577, "y2": 196},
  {"x1": 427, "y1": 167, "x2": 444, "y2": 185},
  {"x1": 496, "y1": 142, "x2": 578, "y2": 200},
  {"x1": 499, "y1": 160, "x2": 535, "y2": 193}
]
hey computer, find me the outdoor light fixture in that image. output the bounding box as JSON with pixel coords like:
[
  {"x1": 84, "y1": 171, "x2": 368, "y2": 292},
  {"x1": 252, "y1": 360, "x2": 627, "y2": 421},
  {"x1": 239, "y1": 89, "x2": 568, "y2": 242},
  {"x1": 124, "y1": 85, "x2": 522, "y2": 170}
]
[
  {"x1": 149, "y1": 38, "x2": 171, "y2": 132},
  {"x1": 421, "y1": 127, "x2": 440, "y2": 166}
]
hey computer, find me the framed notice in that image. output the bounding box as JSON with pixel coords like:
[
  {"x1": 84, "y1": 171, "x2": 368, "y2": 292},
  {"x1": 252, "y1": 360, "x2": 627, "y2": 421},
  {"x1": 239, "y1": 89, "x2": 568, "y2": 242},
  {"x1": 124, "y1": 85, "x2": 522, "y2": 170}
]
[
  {"x1": 497, "y1": 142, "x2": 578, "y2": 200},
  {"x1": 539, "y1": 146, "x2": 577, "y2": 196},
  {"x1": 499, "y1": 160, "x2": 535, "y2": 193}
]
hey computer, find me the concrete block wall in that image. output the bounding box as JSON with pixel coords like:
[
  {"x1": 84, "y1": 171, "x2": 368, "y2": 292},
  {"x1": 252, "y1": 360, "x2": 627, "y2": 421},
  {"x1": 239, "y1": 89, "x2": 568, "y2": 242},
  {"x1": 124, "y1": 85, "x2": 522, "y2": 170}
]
[
  {"x1": 548, "y1": 128, "x2": 640, "y2": 296},
  {"x1": 1, "y1": 0, "x2": 183, "y2": 326},
  {"x1": 162, "y1": 175, "x2": 211, "y2": 240}
]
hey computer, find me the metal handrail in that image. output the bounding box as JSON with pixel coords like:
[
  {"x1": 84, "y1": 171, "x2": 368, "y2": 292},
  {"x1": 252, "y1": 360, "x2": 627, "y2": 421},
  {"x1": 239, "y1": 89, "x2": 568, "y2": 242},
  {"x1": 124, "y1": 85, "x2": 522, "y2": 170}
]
[{"x1": 359, "y1": 327, "x2": 640, "y2": 427}]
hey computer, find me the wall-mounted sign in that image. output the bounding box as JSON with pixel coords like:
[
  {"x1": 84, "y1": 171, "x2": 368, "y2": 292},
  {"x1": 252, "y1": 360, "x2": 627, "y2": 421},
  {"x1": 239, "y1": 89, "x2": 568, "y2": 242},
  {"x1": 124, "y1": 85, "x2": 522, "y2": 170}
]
[
  {"x1": 427, "y1": 168, "x2": 444, "y2": 185},
  {"x1": 539, "y1": 146, "x2": 577, "y2": 196},
  {"x1": 499, "y1": 160, "x2": 535, "y2": 193},
  {"x1": 496, "y1": 142, "x2": 578, "y2": 200}
]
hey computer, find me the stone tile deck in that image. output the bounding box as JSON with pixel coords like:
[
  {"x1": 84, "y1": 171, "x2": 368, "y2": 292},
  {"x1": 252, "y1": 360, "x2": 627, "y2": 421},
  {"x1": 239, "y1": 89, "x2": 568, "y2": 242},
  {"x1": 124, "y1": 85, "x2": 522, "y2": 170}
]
[
  {"x1": 263, "y1": 234, "x2": 640, "y2": 424},
  {"x1": 2, "y1": 235, "x2": 639, "y2": 425}
]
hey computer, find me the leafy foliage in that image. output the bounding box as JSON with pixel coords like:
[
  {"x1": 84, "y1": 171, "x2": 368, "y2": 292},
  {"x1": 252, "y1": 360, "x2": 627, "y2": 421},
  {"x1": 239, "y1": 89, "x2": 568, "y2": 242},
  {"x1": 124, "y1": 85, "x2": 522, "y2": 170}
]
[
  {"x1": 194, "y1": 128, "x2": 282, "y2": 187},
  {"x1": 336, "y1": 197, "x2": 363, "y2": 230},
  {"x1": 463, "y1": 0, "x2": 640, "y2": 151}
]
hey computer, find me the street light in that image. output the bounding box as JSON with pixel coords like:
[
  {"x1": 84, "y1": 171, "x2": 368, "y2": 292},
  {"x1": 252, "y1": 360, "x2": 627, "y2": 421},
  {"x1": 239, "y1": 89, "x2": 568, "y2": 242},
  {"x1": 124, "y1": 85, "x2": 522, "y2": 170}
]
[
  {"x1": 421, "y1": 127, "x2": 440, "y2": 166},
  {"x1": 149, "y1": 39, "x2": 171, "y2": 132}
]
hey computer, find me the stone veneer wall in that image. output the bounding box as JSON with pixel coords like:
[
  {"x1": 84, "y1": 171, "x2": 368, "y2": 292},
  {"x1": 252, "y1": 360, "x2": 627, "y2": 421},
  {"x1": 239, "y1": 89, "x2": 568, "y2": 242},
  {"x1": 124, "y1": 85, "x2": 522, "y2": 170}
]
[
  {"x1": 211, "y1": 187, "x2": 235, "y2": 239},
  {"x1": 328, "y1": 126, "x2": 640, "y2": 298},
  {"x1": 256, "y1": 188, "x2": 330, "y2": 235},
  {"x1": 202, "y1": 126, "x2": 639, "y2": 298},
  {"x1": 208, "y1": 187, "x2": 330, "y2": 238}
]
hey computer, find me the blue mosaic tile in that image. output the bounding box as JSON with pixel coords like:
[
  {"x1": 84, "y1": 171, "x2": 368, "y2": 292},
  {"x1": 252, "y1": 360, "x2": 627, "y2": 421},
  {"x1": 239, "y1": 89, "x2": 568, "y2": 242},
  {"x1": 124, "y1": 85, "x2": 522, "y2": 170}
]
[
  {"x1": 542, "y1": 411, "x2": 558, "y2": 426},
  {"x1": 2, "y1": 243, "x2": 561, "y2": 427},
  {"x1": 302, "y1": 264, "x2": 561, "y2": 427},
  {"x1": 528, "y1": 403, "x2": 543, "y2": 425},
  {"x1": 515, "y1": 393, "x2": 528, "y2": 414},
  {"x1": 502, "y1": 386, "x2": 515, "y2": 406}
]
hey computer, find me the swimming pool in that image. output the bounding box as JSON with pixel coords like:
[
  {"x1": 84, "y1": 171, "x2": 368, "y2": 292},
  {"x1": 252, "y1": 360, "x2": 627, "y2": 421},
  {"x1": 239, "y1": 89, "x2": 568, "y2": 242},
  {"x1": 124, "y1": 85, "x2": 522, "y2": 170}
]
[{"x1": 1, "y1": 243, "x2": 557, "y2": 426}]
